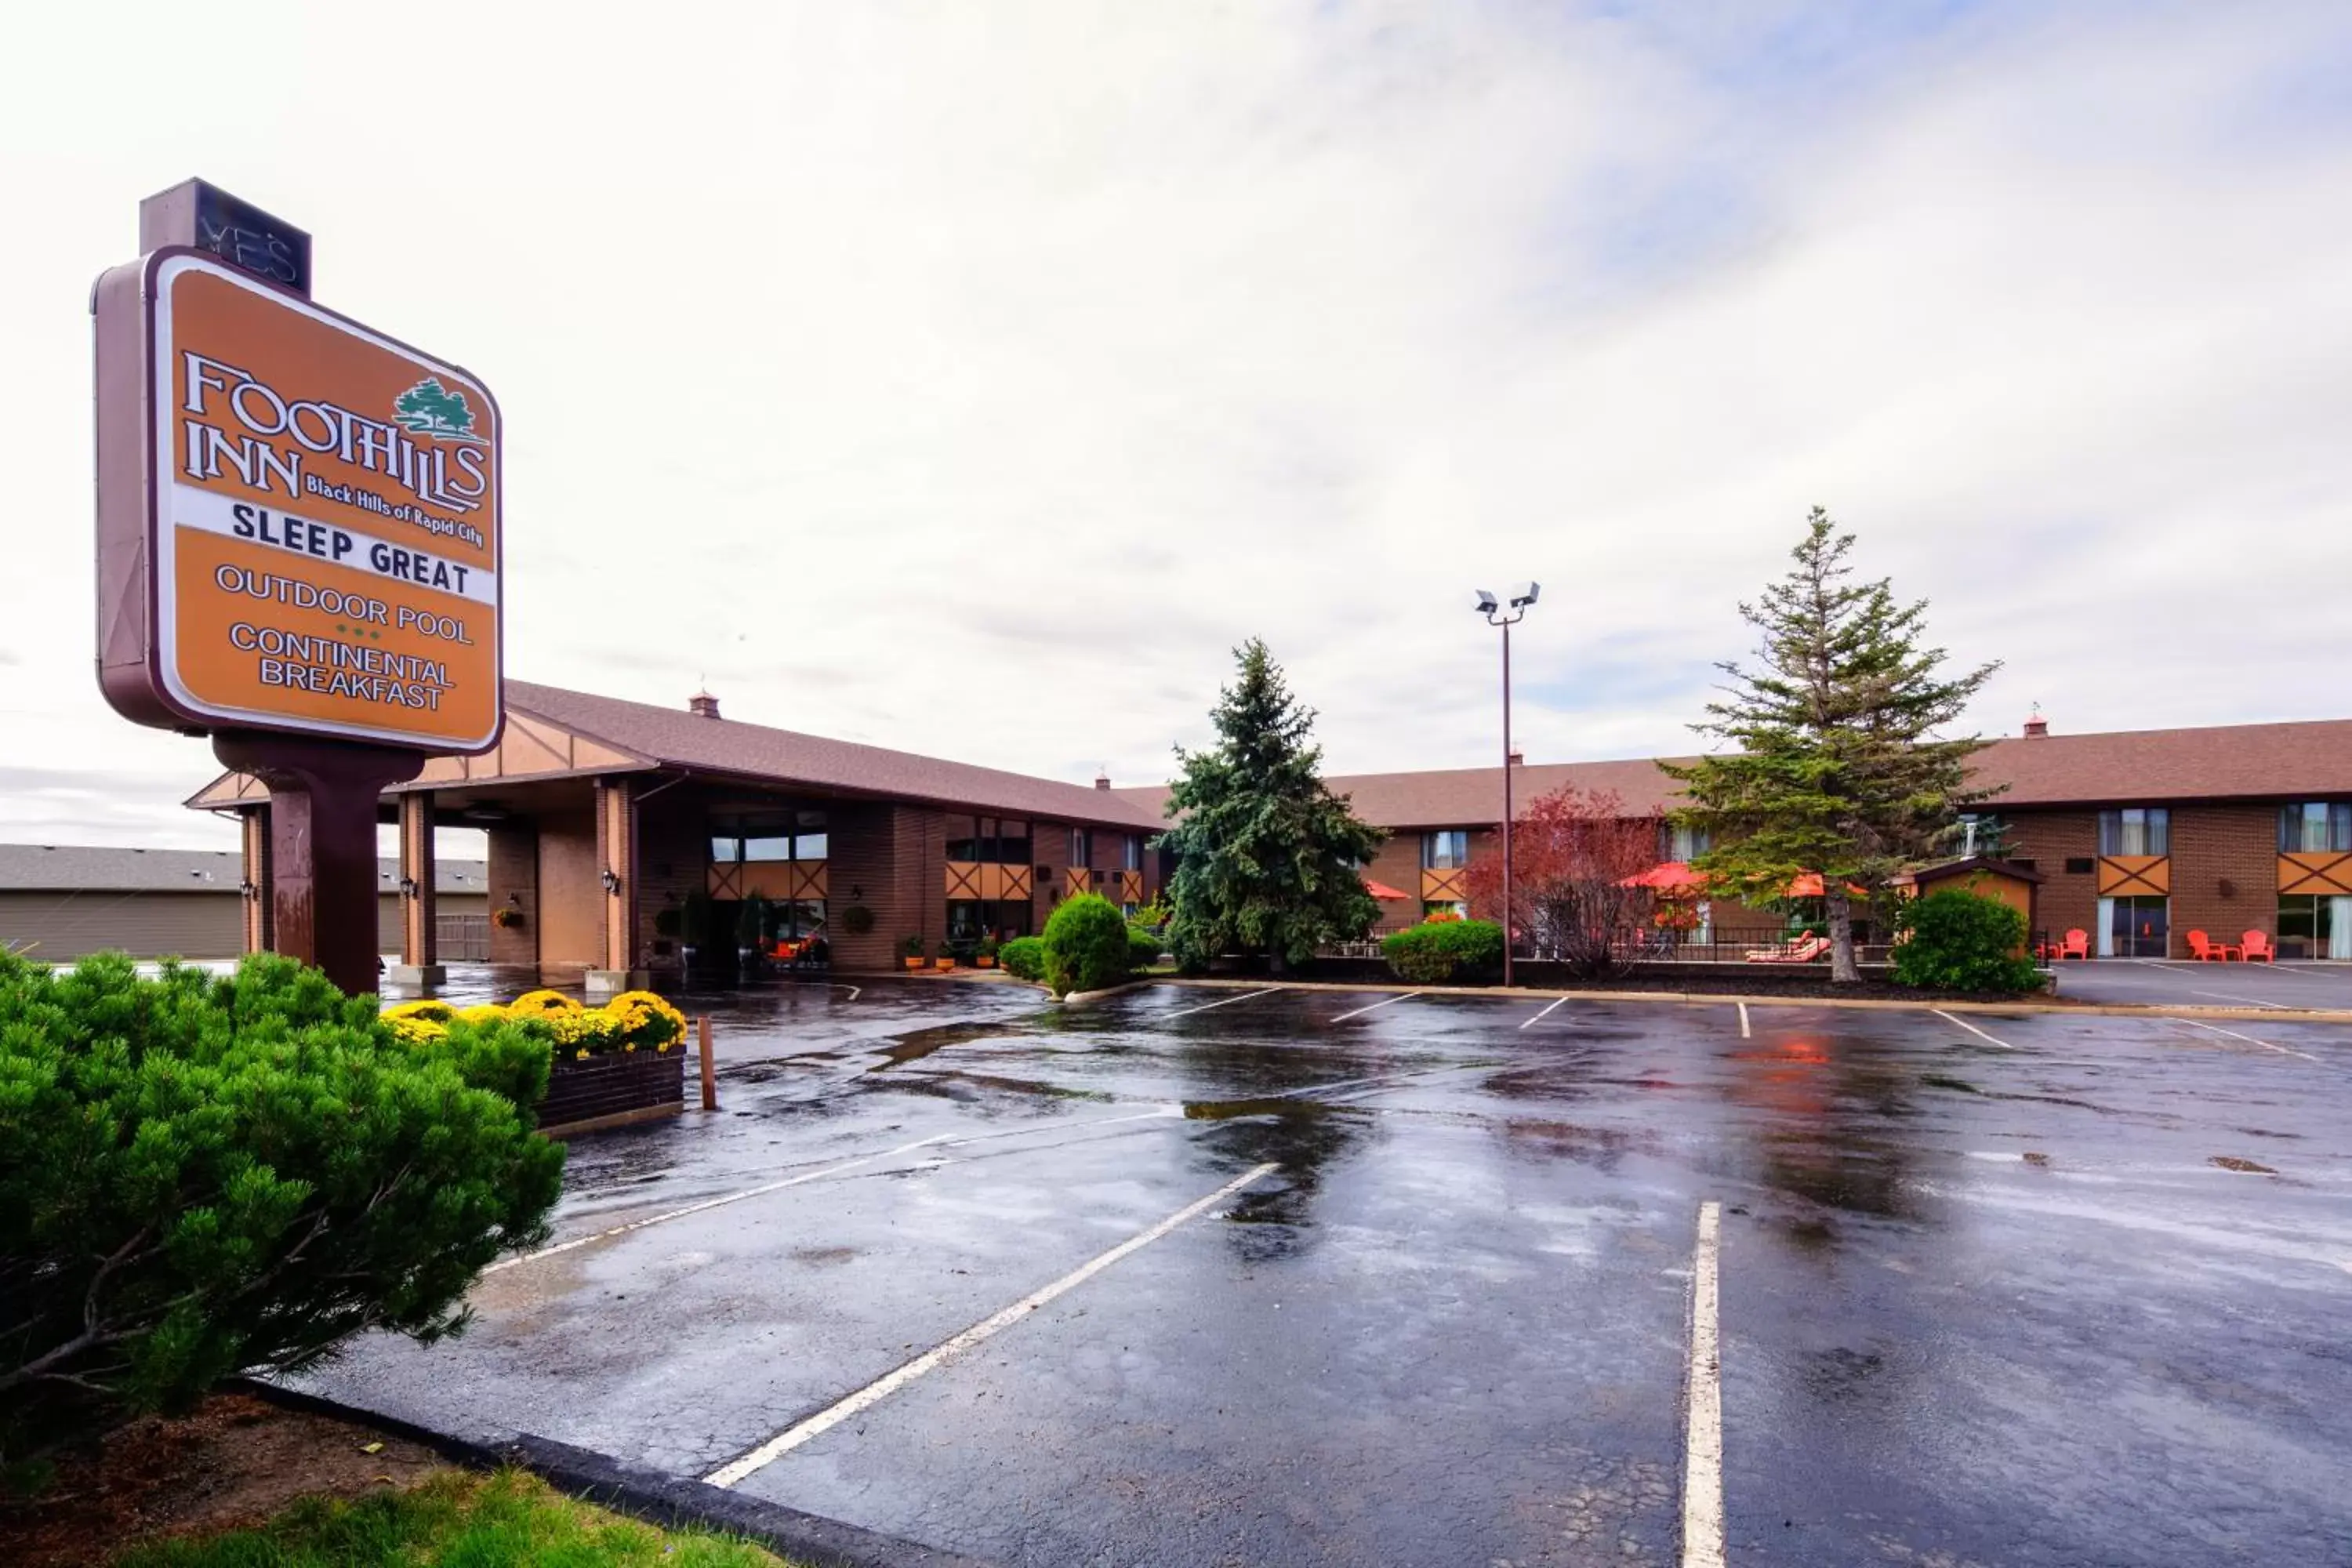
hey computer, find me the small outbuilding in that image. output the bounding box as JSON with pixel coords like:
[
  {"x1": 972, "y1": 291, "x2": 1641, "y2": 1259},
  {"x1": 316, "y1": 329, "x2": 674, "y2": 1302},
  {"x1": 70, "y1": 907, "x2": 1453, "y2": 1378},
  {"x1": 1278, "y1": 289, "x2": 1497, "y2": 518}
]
[{"x1": 1895, "y1": 855, "x2": 2045, "y2": 942}]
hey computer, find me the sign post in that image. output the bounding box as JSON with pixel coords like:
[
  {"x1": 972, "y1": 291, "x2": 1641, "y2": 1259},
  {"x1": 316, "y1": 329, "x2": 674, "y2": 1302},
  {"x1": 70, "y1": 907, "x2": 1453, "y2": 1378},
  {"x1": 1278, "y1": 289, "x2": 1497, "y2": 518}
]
[{"x1": 93, "y1": 183, "x2": 503, "y2": 996}]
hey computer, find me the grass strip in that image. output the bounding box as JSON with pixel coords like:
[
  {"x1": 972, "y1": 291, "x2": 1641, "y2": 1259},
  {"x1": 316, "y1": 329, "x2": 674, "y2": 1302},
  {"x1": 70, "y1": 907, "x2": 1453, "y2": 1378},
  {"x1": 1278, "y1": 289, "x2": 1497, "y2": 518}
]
[{"x1": 111, "y1": 1467, "x2": 798, "y2": 1568}]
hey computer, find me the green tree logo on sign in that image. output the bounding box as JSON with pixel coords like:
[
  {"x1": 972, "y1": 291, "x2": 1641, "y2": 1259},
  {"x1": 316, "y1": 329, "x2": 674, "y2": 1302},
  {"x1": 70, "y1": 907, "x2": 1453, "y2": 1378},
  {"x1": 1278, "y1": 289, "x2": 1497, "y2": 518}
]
[{"x1": 392, "y1": 378, "x2": 483, "y2": 442}]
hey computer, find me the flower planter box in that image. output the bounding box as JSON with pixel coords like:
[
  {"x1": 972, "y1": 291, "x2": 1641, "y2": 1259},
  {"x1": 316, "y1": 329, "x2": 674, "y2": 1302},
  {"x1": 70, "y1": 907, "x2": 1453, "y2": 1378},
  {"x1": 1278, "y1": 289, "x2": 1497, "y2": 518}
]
[{"x1": 539, "y1": 1047, "x2": 684, "y2": 1138}]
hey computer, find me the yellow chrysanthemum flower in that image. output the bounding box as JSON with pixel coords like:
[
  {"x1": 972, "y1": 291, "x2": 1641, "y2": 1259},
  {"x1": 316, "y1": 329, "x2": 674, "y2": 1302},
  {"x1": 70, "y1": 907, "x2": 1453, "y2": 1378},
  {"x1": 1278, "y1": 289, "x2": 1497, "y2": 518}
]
[{"x1": 509, "y1": 989, "x2": 583, "y2": 1016}]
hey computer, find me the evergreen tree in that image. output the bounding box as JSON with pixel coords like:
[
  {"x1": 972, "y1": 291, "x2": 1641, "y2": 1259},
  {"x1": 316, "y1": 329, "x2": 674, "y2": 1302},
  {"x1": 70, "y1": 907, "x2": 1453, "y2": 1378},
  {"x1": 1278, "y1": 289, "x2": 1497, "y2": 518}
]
[
  {"x1": 1157, "y1": 641, "x2": 1385, "y2": 974},
  {"x1": 1661, "y1": 509, "x2": 1999, "y2": 982}
]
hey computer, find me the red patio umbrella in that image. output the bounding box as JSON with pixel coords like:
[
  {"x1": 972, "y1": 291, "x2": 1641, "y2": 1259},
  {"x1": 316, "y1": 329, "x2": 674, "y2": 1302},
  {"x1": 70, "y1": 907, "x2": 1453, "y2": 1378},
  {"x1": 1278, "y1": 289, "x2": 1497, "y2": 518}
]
[
  {"x1": 1362, "y1": 878, "x2": 1411, "y2": 901},
  {"x1": 1619, "y1": 861, "x2": 1704, "y2": 891}
]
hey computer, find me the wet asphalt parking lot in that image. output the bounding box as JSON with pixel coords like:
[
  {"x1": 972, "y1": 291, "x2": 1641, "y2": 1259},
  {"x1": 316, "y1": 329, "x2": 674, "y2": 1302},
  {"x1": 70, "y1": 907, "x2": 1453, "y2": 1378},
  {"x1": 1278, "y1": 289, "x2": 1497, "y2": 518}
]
[{"x1": 306, "y1": 975, "x2": 2352, "y2": 1566}]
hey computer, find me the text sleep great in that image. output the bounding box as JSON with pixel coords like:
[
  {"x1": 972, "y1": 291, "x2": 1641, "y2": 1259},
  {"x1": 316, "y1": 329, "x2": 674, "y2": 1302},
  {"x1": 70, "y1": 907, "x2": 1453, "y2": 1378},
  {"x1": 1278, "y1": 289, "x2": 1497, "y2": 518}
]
[{"x1": 223, "y1": 503, "x2": 477, "y2": 593}]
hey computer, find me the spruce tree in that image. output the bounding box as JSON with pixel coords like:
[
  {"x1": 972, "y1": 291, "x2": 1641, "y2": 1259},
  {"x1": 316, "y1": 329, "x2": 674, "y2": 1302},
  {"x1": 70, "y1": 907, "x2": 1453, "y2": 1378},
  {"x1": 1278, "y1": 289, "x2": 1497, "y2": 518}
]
[
  {"x1": 1157, "y1": 640, "x2": 1385, "y2": 974},
  {"x1": 1661, "y1": 509, "x2": 1999, "y2": 982}
]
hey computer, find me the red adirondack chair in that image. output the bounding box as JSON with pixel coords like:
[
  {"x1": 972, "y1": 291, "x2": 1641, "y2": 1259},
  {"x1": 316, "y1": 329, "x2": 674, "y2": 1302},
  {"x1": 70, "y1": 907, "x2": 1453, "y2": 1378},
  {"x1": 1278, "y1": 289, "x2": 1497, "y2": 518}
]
[
  {"x1": 2241, "y1": 931, "x2": 2276, "y2": 964},
  {"x1": 2056, "y1": 928, "x2": 2090, "y2": 961},
  {"x1": 2187, "y1": 930, "x2": 2232, "y2": 962}
]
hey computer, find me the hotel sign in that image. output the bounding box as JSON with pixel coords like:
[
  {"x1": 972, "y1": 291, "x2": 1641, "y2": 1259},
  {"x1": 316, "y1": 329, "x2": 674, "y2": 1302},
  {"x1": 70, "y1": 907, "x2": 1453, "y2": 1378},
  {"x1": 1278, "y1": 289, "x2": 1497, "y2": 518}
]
[{"x1": 94, "y1": 248, "x2": 503, "y2": 752}]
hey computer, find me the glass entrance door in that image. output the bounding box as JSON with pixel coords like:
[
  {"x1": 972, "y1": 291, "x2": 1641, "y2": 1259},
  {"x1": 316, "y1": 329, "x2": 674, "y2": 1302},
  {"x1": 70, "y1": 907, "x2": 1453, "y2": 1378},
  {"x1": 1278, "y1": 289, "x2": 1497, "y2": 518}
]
[{"x1": 2106, "y1": 895, "x2": 2169, "y2": 958}]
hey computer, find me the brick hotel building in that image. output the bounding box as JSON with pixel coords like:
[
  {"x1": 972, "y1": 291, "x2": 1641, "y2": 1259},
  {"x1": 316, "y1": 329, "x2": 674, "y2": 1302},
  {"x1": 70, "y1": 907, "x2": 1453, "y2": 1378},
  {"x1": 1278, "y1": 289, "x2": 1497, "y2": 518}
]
[{"x1": 187, "y1": 686, "x2": 2352, "y2": 978}]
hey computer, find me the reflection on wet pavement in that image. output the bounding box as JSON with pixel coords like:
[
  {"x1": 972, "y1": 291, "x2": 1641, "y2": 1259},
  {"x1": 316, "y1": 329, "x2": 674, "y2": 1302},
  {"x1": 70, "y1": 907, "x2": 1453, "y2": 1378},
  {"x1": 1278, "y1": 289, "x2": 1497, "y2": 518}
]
[{"x1": 294, "y1": 975, "x2": 2352, "y2": 1568}]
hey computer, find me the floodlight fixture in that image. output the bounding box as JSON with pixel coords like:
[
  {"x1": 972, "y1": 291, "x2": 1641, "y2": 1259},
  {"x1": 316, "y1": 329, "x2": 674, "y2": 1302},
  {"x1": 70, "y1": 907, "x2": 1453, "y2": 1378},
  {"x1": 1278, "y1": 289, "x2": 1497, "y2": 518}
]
[
  {"x1": 1510, "y1": 582, "x2": 1541, "y2": 610},
  {"x1": 1473, "y1": 589, "x2": 1499, "y2": 615}
]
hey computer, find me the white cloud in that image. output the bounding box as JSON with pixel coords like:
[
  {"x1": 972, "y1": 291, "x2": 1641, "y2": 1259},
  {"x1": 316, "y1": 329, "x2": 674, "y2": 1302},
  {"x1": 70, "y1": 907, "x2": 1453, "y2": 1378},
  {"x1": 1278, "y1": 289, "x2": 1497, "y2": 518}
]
[{"x1": 2, "y1": 1, "x2": 2347, "y2": 848}]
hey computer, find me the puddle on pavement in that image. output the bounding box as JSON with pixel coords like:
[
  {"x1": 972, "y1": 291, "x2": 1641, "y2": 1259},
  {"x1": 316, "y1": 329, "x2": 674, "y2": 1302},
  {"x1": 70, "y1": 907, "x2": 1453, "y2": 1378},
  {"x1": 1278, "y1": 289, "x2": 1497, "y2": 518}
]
[
  {"x1": 1499, "y1": 1118, "x2": 1663, "y2": 1172},
  {"x1": 869, "y1": 1022, "x2": 1029, "y2": 1070},
  {"x1": 1183, "y1": 1094, "x2": 1348, "y2": 1120},
  {"x1": 789, "y1": 1245, "x2": 858, "y2": 1266}
]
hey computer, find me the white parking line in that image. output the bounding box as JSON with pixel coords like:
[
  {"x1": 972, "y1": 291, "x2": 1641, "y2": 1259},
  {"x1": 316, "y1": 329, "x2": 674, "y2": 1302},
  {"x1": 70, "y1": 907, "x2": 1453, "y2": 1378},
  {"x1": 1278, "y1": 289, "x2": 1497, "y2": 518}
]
[
  {"x1": 704, "y1": 1160, "x2": 1283, "y2": 1488},
  {"x1": 1737, "y1": 1002, "x2": 1751, "y2": 1040},
  {"x1": 1932, "y1": 1008, "x2": 2015, "y2": 1050},
  {"x1": 2172, "y1": 1017, "x2": 2322, "y2": 1063},
  {"x1": 1681, "y1": 1201, "x2": 1726, "y2": 1568},
  {"x1": 488, "y1": 1110, "x2": 1188, "y2": 1276},
  {"x1": 484, "y1": 1133, "x2": 955, "y2": 1274},
  {"x1": 1163, "y1": 986, "x2": 1282, "y2": 1018},
  {"x1": 1331, "y1": 992, "x2": 1420, "y2": 1022},
  {"x1": 1520, "y1": 996, "x2": 1569, "y2": 1031}
]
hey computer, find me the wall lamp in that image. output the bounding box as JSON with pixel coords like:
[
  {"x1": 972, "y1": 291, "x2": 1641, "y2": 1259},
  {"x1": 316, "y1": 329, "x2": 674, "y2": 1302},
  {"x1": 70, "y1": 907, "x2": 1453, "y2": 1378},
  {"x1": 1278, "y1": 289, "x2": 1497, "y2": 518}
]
[
  {"x1": 600, "y1": 869, "x2": 622, "y2": 894},
  {"x1": 397, "y1": 875, "x2": 419, "y2": 898}
]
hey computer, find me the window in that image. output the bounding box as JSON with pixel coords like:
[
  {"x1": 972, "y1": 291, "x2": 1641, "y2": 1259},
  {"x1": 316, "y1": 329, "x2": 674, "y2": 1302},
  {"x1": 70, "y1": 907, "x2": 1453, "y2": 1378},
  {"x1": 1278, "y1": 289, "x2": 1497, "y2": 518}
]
[
  {"x1": 1662, "y1": 823, "x2": 1710, "y2": 862},
  {"x1": 1122, "y1": 834, "x2": 1142, "y2": 872},
  {"x1": 1423, "y1": 830, "x2": 1469, "y2": 870},
  {"x1": 947, "y1": 899, "x2": 1032, "y2": 945},
  {"x1": 948, "y1": 818, "x2": 1033, "y2": 864},
  {"x1": 2279, "y1": 894, "x2": 2352, "y2": 959},
  {"x1": 2064, "y1": 856, "x2": 2095, "y2": 875},
  {"x1": 710, "y1": 812, "x2": 829, "y2": 866},
  {"x1": 1070, "y1": 828, "x2": 1093, "y2": 869},
  {"x1": 2096, "y1": 808, "x2": 2169, "y2": 856},
  {"x1": 2279, "y1": 803, "x2": 2352, "y2": 853}
]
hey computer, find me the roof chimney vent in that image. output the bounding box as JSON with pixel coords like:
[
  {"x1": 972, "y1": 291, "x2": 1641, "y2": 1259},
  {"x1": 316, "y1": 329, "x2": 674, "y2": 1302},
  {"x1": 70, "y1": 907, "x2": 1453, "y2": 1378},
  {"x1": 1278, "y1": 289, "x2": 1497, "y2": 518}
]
[
  {"x1": 688, "y1": 690, "x2": 721, "y2": 720},
  {"x1": 1507, "y1": 750, "x2": 1524, "y2": 766},
  {"x1": 2023, "y1": 704, "x2": 2047, "y2": 739},
  {"x1": 1094, "y1": 770, "x2": 1111, "y2": 790}
]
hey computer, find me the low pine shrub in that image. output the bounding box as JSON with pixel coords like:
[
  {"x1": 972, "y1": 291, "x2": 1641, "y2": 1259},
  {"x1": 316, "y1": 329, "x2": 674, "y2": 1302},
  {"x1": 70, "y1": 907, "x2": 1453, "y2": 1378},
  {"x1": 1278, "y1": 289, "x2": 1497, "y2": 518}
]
[
  {"x1": 1042, "y1": 894, "x2": 1131, "y2": 996},
  {"x1": 0, "y1": 952, "x2": 564, "y2": 1476},
  {"x1": 1381, "y1": 919, "x2": 1506, "y2": 984},
  {"x1": 1127, "y1": 926, "x2": 1164, "y2": 969},
  {"x1": 1890, "y1": 888, "x2": 2043, "y2": 993},
  {"x1": 998, "y1": 936, "x2": 1047, "y2": 982}
]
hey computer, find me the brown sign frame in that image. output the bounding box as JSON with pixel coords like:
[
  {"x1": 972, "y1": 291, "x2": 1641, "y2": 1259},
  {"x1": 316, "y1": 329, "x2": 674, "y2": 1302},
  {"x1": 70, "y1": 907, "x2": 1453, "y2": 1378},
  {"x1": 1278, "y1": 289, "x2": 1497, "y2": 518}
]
[{"x1": 93, "y1": 245, "x2": 504, "y2": 754}]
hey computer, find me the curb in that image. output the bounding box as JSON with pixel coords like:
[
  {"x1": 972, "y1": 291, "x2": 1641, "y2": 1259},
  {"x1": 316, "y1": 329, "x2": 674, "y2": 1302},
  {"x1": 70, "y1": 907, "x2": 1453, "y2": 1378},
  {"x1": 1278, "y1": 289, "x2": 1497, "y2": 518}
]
[
  {"x1": 1145, "y1": 975, "x2": 2352, "y2": 1025},
  {"x1": 232, "y1": 1379, "x2": 993, "y2": 1568},
  {"x1": 1058, "y1": 979, "x2": 1149, "y2": 1007}
]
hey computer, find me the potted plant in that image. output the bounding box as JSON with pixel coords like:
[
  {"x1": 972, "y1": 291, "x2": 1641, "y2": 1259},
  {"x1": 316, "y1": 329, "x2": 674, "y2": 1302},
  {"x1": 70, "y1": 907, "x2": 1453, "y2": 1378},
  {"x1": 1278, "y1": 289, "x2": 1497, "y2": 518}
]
[
  {"x1": 492, "y1": 903, "x2": 525, "y2": 931},
  {"x1": 975, "y1": 935, "x2": 999, "y2": 969},
  {"x1": 900, "y1": 934, "x2": 926, "y2": 971},
  {"x1": 679, "y1": 889, "x2": 713, "y2": 973},
  {"x1": 737, "y1": 895, "x2": 770, "y2": 971},
  {"x1": 934, "y1": 938, "x2": 956, "y2": 972}
]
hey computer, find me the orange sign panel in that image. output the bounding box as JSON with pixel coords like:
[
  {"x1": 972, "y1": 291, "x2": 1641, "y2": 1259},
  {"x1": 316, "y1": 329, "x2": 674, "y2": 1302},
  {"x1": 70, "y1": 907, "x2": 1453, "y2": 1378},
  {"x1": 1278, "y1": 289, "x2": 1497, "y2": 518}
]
[{"x1": 94, "y1": 250, "x2": 502, "y2": 751}]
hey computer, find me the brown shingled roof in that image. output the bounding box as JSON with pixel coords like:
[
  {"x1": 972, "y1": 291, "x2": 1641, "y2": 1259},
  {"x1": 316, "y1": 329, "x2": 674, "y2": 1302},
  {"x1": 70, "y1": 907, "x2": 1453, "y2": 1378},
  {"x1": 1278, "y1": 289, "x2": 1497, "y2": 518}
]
[
  {"x1": 504, "y1": 682, "x2": 1161, "y2": 829},
  {"x1": 1116, "y1": 719, "x2": 2352, "y2": 829}
]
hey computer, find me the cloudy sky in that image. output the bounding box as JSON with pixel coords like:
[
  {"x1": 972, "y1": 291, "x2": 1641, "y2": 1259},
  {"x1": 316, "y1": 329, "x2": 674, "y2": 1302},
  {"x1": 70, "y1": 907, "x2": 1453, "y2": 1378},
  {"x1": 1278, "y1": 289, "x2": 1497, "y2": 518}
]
[{"x1": 5, "y1": 0, "x2": 2350, "y2": 851}]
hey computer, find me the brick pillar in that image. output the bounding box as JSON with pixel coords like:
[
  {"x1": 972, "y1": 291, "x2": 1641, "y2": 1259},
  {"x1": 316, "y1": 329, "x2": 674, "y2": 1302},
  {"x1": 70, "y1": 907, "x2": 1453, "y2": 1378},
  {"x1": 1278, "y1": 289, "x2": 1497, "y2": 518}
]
[
  {"x1": 590, "y1": 778, "x2": 641, "y2": 995},
  {"x1": 390, "y1": 791, "x2": 444, "y2": 988},
  {"x1": 240, "y1": 806, "x2": 272, "y2": 954},
  {"x1": 486, "y1": 823, "x2": 539, "y2": 967}
]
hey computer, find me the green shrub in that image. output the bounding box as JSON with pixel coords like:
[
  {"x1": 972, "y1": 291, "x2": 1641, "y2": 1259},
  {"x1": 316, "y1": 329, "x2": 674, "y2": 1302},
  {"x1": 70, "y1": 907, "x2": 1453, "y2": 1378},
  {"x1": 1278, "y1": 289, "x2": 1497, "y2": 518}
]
[
  {"x1": 0, "y1": 952, "x2": 564, "y2": 1476},
  {"x1": 998, "y1": 936, "x2": 1047, "y2": 982},
  {"x1": 1381, "y1": 919, "x2": 1506, "y2": 984},
  {"x1": 1890, "y1": 888, "x2": 2043, "y2": 993},
  {"x1": 1042, "y1": 894, "x2": 1131, "y2": 996},
  {"x1": 1127, "y1": 926, "x2": 1163, "y2": 969}
]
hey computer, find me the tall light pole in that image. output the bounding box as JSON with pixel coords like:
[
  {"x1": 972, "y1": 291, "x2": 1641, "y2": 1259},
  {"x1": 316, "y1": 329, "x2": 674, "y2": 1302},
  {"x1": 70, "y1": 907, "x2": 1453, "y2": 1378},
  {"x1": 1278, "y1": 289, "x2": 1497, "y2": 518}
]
[{"x1": 1475, "y1": 583, "x2": 1539, "y2": 986}]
